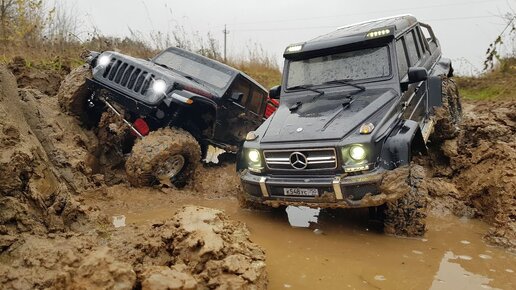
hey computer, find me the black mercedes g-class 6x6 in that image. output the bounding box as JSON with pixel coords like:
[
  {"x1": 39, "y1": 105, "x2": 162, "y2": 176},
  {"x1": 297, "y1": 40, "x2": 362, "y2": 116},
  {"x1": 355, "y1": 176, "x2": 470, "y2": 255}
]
[
  {"x1": 59, "y1": 47, "x2": 271, "y2": 187},
  {"x1": 237, "y1": 15, "x2": 462, "y2": 236}
]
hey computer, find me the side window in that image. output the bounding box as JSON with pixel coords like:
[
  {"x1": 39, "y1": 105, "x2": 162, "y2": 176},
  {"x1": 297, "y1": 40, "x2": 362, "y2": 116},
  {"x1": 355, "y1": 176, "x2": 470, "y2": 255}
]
[
  {"x1": 405, "y1": 31, "x2": 420, "y2": 66},
  {"x1": 396, "y1": 38, "x2": 408, "y2": 80},
  {"x1": 248, "y1": 87, "x2": 266, "y2": 114},
  {"x1": 230, "y1": 77, "x2": 251, "y2": 106},
  {"x1": 416, "y1": 26, "x2": 429, "y2": 54},
  {"x1": 420, "y1": 25, "x2": 438, "y2": 51}
]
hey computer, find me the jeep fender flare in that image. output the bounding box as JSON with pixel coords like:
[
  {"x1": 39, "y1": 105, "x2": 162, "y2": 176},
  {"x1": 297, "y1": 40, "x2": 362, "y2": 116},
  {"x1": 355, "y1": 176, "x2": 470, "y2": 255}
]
[
  {"x1": 188, "y1": 96, "x2": 218, "y2": 137},
  {"x1": 380, "y1": 119, "x2": 426, "y2": 169}
]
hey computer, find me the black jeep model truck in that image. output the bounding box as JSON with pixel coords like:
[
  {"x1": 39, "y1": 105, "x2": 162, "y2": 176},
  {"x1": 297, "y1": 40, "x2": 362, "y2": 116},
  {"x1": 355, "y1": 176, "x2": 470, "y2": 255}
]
[
  {"x1": 237, "y1": 15, "x2": 462, "y2": 236},
  {"x1": 59, "y1": 46, "x2": 271, "y2": 187}
]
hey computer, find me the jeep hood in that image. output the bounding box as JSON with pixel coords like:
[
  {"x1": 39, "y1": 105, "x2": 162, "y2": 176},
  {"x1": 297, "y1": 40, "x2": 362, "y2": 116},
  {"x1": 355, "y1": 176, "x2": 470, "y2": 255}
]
[{"x1": 261, "y1": 89, "x2": 397, "y2": 143}]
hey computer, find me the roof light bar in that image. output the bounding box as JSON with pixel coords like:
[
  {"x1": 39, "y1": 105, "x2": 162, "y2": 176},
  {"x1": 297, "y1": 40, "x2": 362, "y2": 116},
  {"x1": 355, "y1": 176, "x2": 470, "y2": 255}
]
[
  {"x1": 285, "y1": 44, "x2": 303, "y2": 53},
  {"x1": 366, "y1": 29, "x2": 391, "y2": 38}
]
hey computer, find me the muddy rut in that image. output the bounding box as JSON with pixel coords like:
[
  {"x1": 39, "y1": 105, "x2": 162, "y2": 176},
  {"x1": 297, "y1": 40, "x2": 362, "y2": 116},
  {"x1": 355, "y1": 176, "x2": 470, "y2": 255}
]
[{"x1": 0, "y1": 62, "x2": 515, "y2": 289}]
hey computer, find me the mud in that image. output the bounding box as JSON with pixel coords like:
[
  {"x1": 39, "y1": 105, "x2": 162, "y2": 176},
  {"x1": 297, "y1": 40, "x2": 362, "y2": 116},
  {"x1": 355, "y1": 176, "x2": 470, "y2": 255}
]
[
  {"x1": 8, "y1": 56, "x2": 66, "y2": 96},
  {"x1": 81, "y1": 189, "x2": 516, "y2": 290},
  {"x1": 0, "y1": 68, "x2": 92, "y2": 239},
  {"x1": 424, "y1": 100, "x2": 516, "y2": 250},
  {"x1": 0, "y1": 206, "x2": 267, "y2": 290},
  {"x1": 0, "y1": 64, "x2": 267, "y2": 289},
  {"x1": 1, "y1": 61, "x2": 516, "y2": 289}
]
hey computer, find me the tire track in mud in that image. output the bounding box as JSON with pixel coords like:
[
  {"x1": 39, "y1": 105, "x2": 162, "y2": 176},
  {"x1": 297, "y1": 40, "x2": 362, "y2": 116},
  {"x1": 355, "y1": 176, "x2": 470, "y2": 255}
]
[{"x1": 1, "y1": 61, "x2": 515, "y2": 289}]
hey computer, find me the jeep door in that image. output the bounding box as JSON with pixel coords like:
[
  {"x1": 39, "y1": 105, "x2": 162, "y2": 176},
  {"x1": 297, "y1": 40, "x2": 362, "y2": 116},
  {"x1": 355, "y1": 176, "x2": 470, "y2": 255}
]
[{"x1": 215, "y1": 75, "x2": 266, "y2": 145}]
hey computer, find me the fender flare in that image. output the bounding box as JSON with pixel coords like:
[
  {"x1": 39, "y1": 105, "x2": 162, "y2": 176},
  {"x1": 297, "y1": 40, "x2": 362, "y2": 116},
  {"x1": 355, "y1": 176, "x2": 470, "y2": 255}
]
[
  {"x1": 380, "y1": 119, "x2": 426, "y2": 169},
  {"x1": 432, "y1": 57, "x2": 453, "y2": 77},
  {"x1": 235, "y1": 142, "x2": 247, "y2": 172}
]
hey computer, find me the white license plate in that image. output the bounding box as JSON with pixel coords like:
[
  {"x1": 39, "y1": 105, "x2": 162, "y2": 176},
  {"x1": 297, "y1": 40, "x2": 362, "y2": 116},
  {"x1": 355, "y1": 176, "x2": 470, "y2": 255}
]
[{"x1": 283, "y1": 188, "x2": 318, "y2": 196}]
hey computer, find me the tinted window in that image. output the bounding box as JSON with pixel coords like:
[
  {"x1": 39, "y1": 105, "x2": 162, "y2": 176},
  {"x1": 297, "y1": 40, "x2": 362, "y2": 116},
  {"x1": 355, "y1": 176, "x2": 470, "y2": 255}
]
[
  {"x1": 286, "y1": 46, "x2": 390, "y2": 88},
  {"x1": 405, "y1": 31, "x2": 420, "y2": 66},
  {"x1": 231, "y1": 78, "x2": 251, "y2": 106},
  {"x1": 248, "y1": 88, "x2": 266, "y2": 114},
  {"x1": 396, "y1": 39, "x2": 409, "y2": 80}
]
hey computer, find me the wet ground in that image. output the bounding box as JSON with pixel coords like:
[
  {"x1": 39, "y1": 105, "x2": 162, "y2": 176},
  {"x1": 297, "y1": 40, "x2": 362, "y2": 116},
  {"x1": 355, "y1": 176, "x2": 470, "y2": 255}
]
[
  {"x1": 2, "y1": 62, "x2": 515, "y2": 289},
  {"x1": 83, "y1": 189, "x2": 516, "y2": 290}
]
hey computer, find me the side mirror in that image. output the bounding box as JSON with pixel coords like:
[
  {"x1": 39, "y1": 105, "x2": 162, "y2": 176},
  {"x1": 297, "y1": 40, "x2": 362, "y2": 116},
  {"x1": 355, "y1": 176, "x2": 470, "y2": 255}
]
[
  {"x1": 269, "y1": 85, "x2": 281, "y2": 99},
  {"x1": 230, "y1": 92, "x2": 243, "y2": 102},
  {"x1": 407, "y1": 67, "x2": 428, "y2": 83}
]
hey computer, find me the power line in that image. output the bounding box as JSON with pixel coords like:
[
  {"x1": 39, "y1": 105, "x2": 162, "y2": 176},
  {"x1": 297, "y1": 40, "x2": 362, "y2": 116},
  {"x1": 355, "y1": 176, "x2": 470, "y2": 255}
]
[
  {"x1": 232, "y1": 15, "x2": 501, "y2": 33},
  {"x1": 229, "y1": 0, "x2": 504, "y2": 27}
]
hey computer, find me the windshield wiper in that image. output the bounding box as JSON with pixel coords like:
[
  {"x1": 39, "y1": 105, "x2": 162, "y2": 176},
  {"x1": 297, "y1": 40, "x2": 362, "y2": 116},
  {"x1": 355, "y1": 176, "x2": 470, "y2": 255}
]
[
  {"x1": 323, "y1": 79, "x2": 366, "y2": 91},
  {"x1": 182, "y1": 75, "x2": 202, "y2": 85},
  {"x1": 286, "y1": 85, "x2": 325, "y2": 110},
  {"x1": 287, "y1": 85, "x2": 325, "y2": 96},
  {"x1": 155, "y1": 62, "x2": 172, "y2": 70},
  {"x1": 155, "y1": 62, "x2": 204, "y2": 85}
]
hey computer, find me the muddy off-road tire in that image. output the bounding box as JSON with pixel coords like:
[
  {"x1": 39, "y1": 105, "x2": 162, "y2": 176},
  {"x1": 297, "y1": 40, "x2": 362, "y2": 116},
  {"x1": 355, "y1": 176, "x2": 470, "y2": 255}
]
[
  {"x1": 431, "y1": 77, "x2": 462, "y2": 141},
  {"x1": 125, "y1": 128, "x2": 201, "y2": 187},
  {"x1": 57, "y1": 64, "x2": 92, "y2": 117},
  {"x1": 383, "y1": 165, "x2": 428, "y2": 237}
]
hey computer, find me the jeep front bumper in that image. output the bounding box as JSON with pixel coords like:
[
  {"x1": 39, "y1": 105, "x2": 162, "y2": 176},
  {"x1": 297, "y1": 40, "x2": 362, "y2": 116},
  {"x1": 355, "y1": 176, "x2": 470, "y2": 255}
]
[{"x1": 239, "y1": 168, "x2": 402, "y2": 209}]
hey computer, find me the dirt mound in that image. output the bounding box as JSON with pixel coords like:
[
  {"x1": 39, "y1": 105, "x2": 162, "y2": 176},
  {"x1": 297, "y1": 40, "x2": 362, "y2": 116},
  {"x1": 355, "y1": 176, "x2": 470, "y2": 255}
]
[
  {"x1": 192, "y1": 164, "x2": 242, "y2": 198},
  {"x1": 110, "y1": 206, "x2": 268, "y2": 289},
  {"x1": 0, "y1": 206, "x2": 267, "y2": 290},
  {"x1": 426, "y1": 100, "x2": 516, "y2": 250},
  {"x1": 8, "y1": 56, "x2": 66, "y2": 96},
  {"x1": 0, "y1": 67, "x2": 92, "y2": 241},
  {"x1": 16, "y1": 88, "x2": 99, "y2": 191}
]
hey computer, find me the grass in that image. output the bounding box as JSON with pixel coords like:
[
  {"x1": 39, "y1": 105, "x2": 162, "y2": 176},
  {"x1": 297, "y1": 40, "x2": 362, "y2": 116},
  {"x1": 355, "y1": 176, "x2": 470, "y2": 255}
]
[
  {"x1": 0, "y1": 38, "x2": 282, "y2": 90},
  {"x1": 456, "y1": 57, "x2": 516, "y2": 101}
]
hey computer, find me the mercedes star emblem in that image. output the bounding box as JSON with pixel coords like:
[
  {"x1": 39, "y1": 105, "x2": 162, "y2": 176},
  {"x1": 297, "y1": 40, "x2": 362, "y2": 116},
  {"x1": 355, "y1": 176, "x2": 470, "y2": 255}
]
[{"x1": 289, "y1": 152, "x2": 308, "y2": 170}]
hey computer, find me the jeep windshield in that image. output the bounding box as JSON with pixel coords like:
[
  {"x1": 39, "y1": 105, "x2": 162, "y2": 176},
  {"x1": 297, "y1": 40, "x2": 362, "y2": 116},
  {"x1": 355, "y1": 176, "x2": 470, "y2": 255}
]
[
  {"x1": 286, "y1": 46, "x2": 391, "y2": 89},
  {"x1": 153, "y1": 50, "x2": 232, "y2": 90}
]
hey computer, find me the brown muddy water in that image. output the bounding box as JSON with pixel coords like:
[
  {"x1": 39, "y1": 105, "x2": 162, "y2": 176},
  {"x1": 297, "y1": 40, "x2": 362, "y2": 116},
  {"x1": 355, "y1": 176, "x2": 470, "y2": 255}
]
[{"x1": 85, "y1": 189, "x2": 515, "y2": 290}]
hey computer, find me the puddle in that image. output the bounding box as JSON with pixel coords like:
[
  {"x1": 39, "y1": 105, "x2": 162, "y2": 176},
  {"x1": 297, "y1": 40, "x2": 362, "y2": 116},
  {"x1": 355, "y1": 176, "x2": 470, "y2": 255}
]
[
  {"x1": 84, "y1": 191, "x2": 516, "y2": 290},
  {"x1": 430, "y1": 251, "x2": 500, "y2": 290}
]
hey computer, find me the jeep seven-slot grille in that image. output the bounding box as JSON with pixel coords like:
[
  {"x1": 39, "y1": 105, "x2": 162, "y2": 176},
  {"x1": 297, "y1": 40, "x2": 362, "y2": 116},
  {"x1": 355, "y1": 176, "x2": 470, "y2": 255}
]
[
  {"x1": 263, "y1": 148, "x2": 337, "y2": 171},
  {"x1": 101, "y1": 58, "x2": 154, "y2": 95}
]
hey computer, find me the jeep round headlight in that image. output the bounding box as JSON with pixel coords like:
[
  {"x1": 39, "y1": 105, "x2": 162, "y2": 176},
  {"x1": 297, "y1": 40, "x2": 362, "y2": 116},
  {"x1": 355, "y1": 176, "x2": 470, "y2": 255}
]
[
  {"x1": 248, "y1": 149, "x2": 260, "y2": 163},
  {"x1": 349, "y1": 145, "x2": 366, "y2": 161},
  {"x1": 97, "y1": 55, "x2": 111, "y2": 67},
  {"x1": 152, "y1": 79, "x2": 167, "y2": 94}
]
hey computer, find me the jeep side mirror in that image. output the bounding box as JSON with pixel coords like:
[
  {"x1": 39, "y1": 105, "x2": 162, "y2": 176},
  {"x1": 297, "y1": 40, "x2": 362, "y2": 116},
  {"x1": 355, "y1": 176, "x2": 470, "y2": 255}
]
[
  {"x1": 269, "y1": 85, "x2": 281, "y2": 99},
  {"x1": 407, "y1": 67, "x2": 428, "y2": 83},
  {"x1": 230, "y1": 92, "x2": 243, "y2": 102}
]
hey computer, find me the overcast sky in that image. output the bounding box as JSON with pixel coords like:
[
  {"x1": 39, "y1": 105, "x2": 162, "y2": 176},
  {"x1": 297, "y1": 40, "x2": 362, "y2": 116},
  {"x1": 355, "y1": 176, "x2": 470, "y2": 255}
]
[{"x1": 64, "y1": 0, "x2": 515, "y2": 76}]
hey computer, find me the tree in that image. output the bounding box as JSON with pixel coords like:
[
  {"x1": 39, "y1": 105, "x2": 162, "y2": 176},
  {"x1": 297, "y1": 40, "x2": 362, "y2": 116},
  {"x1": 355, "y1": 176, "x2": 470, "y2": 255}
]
[{"x1": 484, "y1": 13, "x2": 516, "y2": 71}]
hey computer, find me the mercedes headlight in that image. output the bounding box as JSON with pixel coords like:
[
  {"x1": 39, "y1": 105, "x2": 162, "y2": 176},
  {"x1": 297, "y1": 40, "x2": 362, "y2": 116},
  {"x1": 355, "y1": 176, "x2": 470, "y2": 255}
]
[
  {"x1": 97, "y1": 55, "x2": 111, "y2": 67},
  {"x1": 349, "y1": 145, "x2": 366, "y2": 161},
  {"x1": 152, "y1": 79, "x2": 167, "y2": 94},
  {"x1": 248, "y1": 149, "x2": 261, "y2": 163}
]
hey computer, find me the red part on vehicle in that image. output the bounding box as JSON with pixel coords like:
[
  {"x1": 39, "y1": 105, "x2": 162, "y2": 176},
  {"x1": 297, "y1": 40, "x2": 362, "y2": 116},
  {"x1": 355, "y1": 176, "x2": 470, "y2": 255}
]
[
  {"x1": 264, "y1": 97, "x2": 279, "y2": 118},
  {"x1": 132, "y1": 118, "x2": 150, "y2": 137}
]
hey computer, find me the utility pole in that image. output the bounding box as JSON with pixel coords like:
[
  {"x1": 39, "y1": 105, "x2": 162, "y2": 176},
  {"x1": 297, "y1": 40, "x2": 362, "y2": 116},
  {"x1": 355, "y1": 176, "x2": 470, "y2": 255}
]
[{"x1": 223, "y1": 24, "x2": 229, "y2": 62}]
